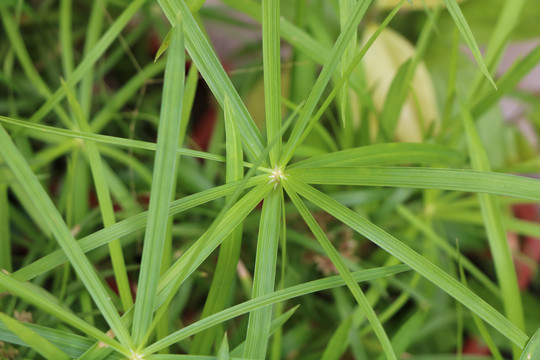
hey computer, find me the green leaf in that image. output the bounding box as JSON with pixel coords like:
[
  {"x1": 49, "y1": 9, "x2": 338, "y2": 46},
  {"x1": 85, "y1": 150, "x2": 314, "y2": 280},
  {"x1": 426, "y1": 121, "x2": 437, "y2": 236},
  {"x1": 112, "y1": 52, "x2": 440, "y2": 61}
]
[
  {"x1": 189, "y1": 97, "x2": 245, "y2": 355},
  {"x1": 0, "y1": 184, "x2": 10, "y2": 272},
  {"x1": 156, "y1": 0, "x2": 266, "y2": 163},
  {"x1": 286, "y1": 167, "x2": 540, "y2": 201},
  {"x1": 26, "y1": 0, "x2": 147, "y2": 126},
  {"x1": 396, "y1": 205, "x2": 499, "y2": 297},
  {"x1": 467, "y1": 0, "x2": 528, "y2": 97},
  {"x1": 144, "y1": 183, "x2": 274, "y2": 345},
  {"x1": 289, "y1": 143, "x2": 465, "y2": 168},
  {"x1": 378, "y1": 6, "x2": 437, "y2": 141},
  {"x1": 78, "y1": 0, "x2": 107, "y2": 118},
  {"x1": 0, "y1": 114, "x2": 226, "y2": 164},
  {"x1": 471, "y1": 43, "x2": 540, "y2": 120},
  {"x1": 2, "y1": 175, "x2": 52, "y2": 238},
  {"x1": 0, "y1": 272, "x2": 126, "y2": 354},
  {"x1": 286, "y1": 2, "x2": 404, "y2": 155},
  {"x1": 59, "y1": 0, "x2": 74, "y2": 76},
  {"x1": 244, "y1": 188, "x2": 282, "y2": 359},
  {"x1": 220, "y1": 0, "x2": 375, "y2": 113},
  {"x1": 91, "y1": 60, "x2": 166, "y2": 132},
  {"x1": 230, "y1": 305, "x2": 299, "y2": 357},
  {"x1": 375, "y1": 310, "x2": 427, "y2": 360},
  {"x1": 141, "y1": 265, "x2": 410, "y2": 355},
  {"x1": 287, "y1": 177, "x2": 528, "y2": 348},
  {"x1": 280, "y1": 0, "x2": 373, "y2": 166},
  {"x1": 286, "y1": 182, "x2": 396, "y2": 359},
  {"x1": 132, "y1": 10, "x2": 185, "y2": 347},
  {"x1": 456, "y1": 253, "x2": 504, "y2": 360},
  {"x1": 442, "y1": 0, "x2": 496, "y2": 88},
  {"x1": 462, "y1": 104, "x2": 525, "y2": 357},
  {"x1": 337, "y1": 0, "x2": 358, "y2": 139},
  {"x1": 262, "y1": 0, "x2": 282, "y2": 165},
  {"x1": 154, "y1": 27, "x2": 173, "y2": 62},
  {"x1": 321, "y1": 316, "x2": 353, "y2": 360},
  {"x1": 0, "y1": 125, "x2": 133, "y2": 349},
  {"x1": 378, "y1": 58, "x2": 414, "y2": 141},
  {"x1": 520, "y1": 328, "x2": 540, "y2": 360},
  {"x1": 0, "y1": 312, "x2": 70, "y2": 360},
  {"x1": 0, "y1": 320, "x2": 98, "y2": 358},
  {"x1": 156, "y1": 37, "x2": 199, "y2": 357},
  {"x1": 0, "y1": 8, "x2": 71, "y2": 127},
  {"x1": 61, "y1": 78, "x2": 133, "y2": 312},
  {"x1": 148, "y1": 101, "x2": 300, "y2": 350},
  {"x1": 11, "y1": 176, "x2": 267, "y2": 283},
  {"x1": 217, "y1": 333, "x2": 230, "y2": 360}
]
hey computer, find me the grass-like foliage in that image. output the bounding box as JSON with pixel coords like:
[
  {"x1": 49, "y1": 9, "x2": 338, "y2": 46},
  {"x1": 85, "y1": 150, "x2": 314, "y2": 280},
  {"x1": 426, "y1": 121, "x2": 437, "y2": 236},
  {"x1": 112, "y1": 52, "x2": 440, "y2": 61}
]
[{"x1": 1, "y1": 0, "x2": 539, "y2": 359}]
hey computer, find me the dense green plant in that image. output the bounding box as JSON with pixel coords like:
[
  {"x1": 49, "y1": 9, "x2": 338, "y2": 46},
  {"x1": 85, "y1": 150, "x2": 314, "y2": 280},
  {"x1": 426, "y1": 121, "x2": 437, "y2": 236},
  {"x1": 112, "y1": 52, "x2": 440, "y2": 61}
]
[{"x1": 1, "y1": 0, "x2": 539, "y2": 359}]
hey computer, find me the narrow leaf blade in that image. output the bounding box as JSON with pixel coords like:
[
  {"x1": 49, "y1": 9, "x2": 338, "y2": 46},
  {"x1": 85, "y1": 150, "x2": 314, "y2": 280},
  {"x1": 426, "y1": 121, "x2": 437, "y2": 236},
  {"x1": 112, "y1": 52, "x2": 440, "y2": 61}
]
[{"x1": 132, "y1": 12, "x2": 185, "y2": 345}]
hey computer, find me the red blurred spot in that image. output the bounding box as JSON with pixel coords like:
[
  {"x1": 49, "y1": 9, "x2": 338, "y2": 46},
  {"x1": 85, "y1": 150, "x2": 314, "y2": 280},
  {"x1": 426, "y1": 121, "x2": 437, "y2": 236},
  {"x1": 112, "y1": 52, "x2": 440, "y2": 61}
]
[
  {"x1": 511, "y1": 203, "x2": 540, "y2": 289},
  {"x1": 463, "y1": 337, "x2": 490, "y2": 355},
  {"x1": 513, "y1": 203, "x2": 538, "y2": 223},
  {"x1": 191, "y1": 106, "x2": 217, "y2": 151}
]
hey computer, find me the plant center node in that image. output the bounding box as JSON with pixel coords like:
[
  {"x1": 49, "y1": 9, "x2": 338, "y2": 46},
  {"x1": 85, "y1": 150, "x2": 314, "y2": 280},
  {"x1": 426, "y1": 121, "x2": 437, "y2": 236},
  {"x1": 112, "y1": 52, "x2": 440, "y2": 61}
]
[
  {"x1": 269, "y1": 166, "x2": 287, "y2": 189},
  {"x1": 130, "y1": 351, "x2": 144, "y2": 360}
]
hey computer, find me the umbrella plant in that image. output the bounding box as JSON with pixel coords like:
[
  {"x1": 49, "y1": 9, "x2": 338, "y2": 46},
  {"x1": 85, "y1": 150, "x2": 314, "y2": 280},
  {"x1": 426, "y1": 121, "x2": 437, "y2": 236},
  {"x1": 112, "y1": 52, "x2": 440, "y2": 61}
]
[{"x1": 0, "y1": 0, "x2": 539, "y2": 359}]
